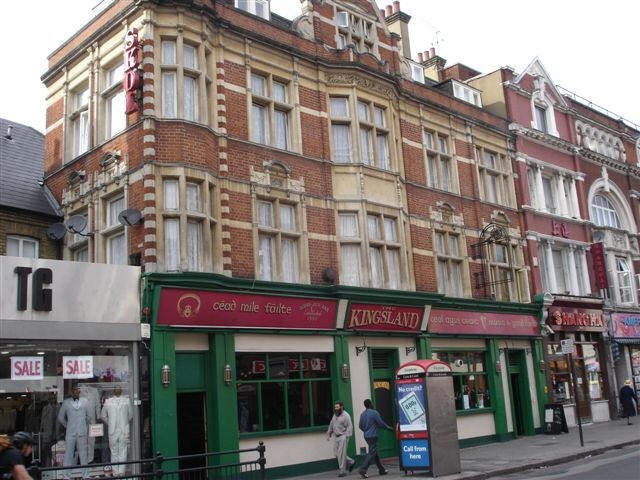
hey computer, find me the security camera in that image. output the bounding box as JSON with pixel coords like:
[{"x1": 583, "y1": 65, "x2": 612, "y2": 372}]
[
  {"x1": 454, "y1": 359, "x2": 464, "y2": 368},
  {"x1": 543, "y1": 324, "x2": 555, "y2": 335}
]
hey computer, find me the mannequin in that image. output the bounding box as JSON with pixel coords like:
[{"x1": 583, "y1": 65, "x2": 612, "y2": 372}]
[
  {"x1": 78, "y1": 384, "x2": 101, "y2": 462},
  {"x1": 57, "y1": 386, "x2": 90, "y2": 478},
  {"x1": 101, "y1": 388, "x2": 132, "y2": 475}
]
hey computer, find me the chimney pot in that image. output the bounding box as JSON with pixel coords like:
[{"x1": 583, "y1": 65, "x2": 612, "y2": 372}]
[
  {"x1": 423, "y1": 50, "x2": 430, "y2": 60},
  {"x1": 380, "y1": 9, "x2": 386, "y2": 18},
  {"x1": 418, "y1": 52, "x2": 424, "y2": 63},
  {"x1": 385, "y1": 5, "x2": 392, "y2": 16},
  {"x1": 393, "y1": 1, "x2": 400, "y2": 13},
  {"x1": 430, "y1": 47, "x2": 436, "y2": 57}
]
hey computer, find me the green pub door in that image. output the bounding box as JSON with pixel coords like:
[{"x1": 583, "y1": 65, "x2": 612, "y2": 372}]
[{"x1": 369, "y1": 349, "x2": 399, "y2": 458}]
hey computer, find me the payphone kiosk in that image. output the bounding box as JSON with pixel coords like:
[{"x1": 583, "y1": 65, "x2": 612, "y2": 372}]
[{"x1": 396, "y1": 359, "x2": 460, "y2": 476}]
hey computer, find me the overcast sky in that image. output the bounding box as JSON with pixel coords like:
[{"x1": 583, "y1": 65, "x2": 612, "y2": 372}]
[{"x1": 1, "y1": 0, "x2": 638, "y2": 133}]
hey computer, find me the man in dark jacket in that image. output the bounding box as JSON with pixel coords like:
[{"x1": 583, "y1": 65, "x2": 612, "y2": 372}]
[
  {"x1": 357, "y1": 399, "x2": 392, "y2": 478},
  {"x1": 620, "y1": 379, "x2": 638, "y2": 425}
]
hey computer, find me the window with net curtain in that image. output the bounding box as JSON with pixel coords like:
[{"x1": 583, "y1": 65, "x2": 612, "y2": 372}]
[
  {"x1": 257, "y1": 200, "x2": 299, "y2": 282},
  {"x1": 616, "y1": 257, "x2": 633, "y2": 303},
  {"x1": 591, "y1": 194, "x2": 621, "y2": 228},
  {"x1": 339, "y1": 213, "x2": 361, "y2": 286},
  {"x1": 107, "y1": 196, "x2": 127, "y2": 265}
]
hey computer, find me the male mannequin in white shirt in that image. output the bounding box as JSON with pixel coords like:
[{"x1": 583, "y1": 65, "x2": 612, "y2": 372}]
[{"x1": 101, "y1": 388, "x2": 132, "y2": 475}]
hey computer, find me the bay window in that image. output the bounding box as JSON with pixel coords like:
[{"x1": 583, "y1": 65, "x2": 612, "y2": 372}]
[
  {"x1": 527, "y1": 164, "x2": 580, "y2": 218},
  {"x1": 330, "y1": 97, "x2": 352, "y2": 162},
  {"x1": 338, "y1": 213, "x2": 361, "y2": 286},
  {"x1": 160, "y1": 39, "x2": 205, "y2": 122},
  {"x1": 538, "y1": 241, "x2": 590, "y2": 296}
]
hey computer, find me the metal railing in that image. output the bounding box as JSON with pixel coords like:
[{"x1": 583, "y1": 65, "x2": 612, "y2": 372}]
[{"x1": 30, "y1": 442, "x2": 266, "y2": 480}]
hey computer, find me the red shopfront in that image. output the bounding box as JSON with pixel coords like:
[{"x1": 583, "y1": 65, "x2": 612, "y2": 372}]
[{"x1": 544, "y1": 302, "x2": 611, "y2": 423}]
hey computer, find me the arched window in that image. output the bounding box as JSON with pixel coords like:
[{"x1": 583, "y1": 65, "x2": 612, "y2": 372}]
[{"x1": 591, "y1": 194, "x2": 621, "y2": 228}]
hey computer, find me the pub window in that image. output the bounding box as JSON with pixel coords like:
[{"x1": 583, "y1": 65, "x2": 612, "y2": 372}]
[
  {"x1": 236, "y1": 353, "x2": 332, "y2": 433},
  {"x1": 431, "y1": 351, "x2": 491, "y2": 411}
]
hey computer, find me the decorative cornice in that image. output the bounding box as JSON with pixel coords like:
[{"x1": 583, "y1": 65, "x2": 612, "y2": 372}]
[
  {"x1": 509, "y1": 123, "x2": 577, "y2": 155},
  {"x1": 326, "y1": 72, "x2": 398, "y2": 102}
]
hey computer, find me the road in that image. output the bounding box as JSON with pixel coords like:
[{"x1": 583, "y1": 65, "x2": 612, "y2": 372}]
[{"x1": 498, "y1": 444, "x2": 640, "y2": 480}]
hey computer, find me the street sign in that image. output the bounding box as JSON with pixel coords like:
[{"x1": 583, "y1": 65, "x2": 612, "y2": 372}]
[{"x1": 560, "y1": 338, "x2": 574, "y2": 354}]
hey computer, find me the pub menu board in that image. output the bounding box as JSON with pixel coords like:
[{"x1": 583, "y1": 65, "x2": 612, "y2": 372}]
[{"x1": 543, "y1": 403, "x2": 568, "y2": 435}]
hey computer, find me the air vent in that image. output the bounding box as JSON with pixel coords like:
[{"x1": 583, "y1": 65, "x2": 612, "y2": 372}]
[{"x1": 371, "y1": 351, "x2": 391, "y2": 369}]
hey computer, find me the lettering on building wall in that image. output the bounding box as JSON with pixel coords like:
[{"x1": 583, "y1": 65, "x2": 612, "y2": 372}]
[
  {"x1": 548, "y1": 308, "x2": 606, "y2": 332},
  {"x1": 552, "y1": 220, "x2": 569, "y2": 238},
  {"x1": 590, "y1": 242, "x2": 608, "y2": 289},
  {"x1": 14, "y1": 267, "x2": 53, "y2": 312},
  {"x1": 123, "y1": 28, "x2": 141, "y2": 114}
]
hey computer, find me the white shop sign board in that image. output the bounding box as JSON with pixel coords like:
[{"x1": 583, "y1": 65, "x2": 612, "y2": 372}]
[
  {"x1": 560, "y1": 339, "x2": 574, "y2": 355},
  {"x1": 63, "y1": 356, "x2": 94, "y2": 379},
  {"x1": 11, "y1": 356, "x2": 44, "y2": 380}
]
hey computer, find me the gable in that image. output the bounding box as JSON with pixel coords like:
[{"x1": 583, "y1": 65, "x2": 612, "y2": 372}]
[{"x1": 514, "y1": 57, "x2": 567, "y2": 108}]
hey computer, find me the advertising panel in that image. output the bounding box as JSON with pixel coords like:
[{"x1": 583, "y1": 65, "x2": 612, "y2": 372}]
[
  {"x1": 346, "y1": 303, "x2": 424, "y2": 332},
  {"x1": 400, "y1": 439, "x2": 430, "y2": 468},
  {"x1": 10, "y1": 356, "x2": 43, "y2": 380},
  {"x1": 428, "y1": 309, "x2": 539, "y2": 336},
  {"x1": 397, "y1": 379, "x2": 427, "y2": 433},
  {"x1": 62, "y1": 356, "x2": 94, "y2": 379},
  {"x1": 158, "y1": 288, "x2": 338, "y2": 330},
  {"x1": 611, "y1": 313, "x2": 640, "y2": 339}
]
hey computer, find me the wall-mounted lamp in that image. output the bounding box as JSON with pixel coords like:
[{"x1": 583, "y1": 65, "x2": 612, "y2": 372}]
[
  {"x1": 355, "y1": 337, "x2": 367, "y2": 356},
  {"x1": 224, "y1": 364, "x2": 232, "y2": 385},
  {"x1": 341, "y1": 363, "x2": 349, "y2": 381},
  {"x1": 494, "y1": 360, "x2": 502, "y2": 374},
  {"x1": 405, "y1": 346, "x2": 416, "y2": 356},
  {"x1": 161, "y1": 364, "x2": 171, "y2": 388},
  {"x1": 539, "y1": 359, "x2": 546, "y2": 373}
]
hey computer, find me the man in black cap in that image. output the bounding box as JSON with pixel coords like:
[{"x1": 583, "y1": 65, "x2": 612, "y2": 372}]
[{"x1": 0, "y1": 432, "x2": 35, "y2": 480}]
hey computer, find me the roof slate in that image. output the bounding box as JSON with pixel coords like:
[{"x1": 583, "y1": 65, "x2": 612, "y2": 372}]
[{"x1": 0, "y1": 117, "x2": 60, "y2": 217}]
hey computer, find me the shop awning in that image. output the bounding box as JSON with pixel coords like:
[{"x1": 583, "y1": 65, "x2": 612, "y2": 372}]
[{"x1": 613, "y1": 338, "x2": 640, "y2": 345}]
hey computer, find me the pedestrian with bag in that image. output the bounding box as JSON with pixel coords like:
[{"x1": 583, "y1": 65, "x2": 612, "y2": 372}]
[
  {"x1": 0, "y1": 432, "x2": 35, "y2": 480},
  {"x1": 620, "y1": 379, "x2": 638, "y2": 425},
  {"x1": 326, "y1": 401, "x2": 355, "y2": 477},
  {"x1": 357, "y1": 399, "x2": 392, "y2": 478}
]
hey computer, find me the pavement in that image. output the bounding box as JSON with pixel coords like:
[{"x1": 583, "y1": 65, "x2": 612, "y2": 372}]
[{"x1": 295, "y1": 418, "x2": 640, "y2": 480}]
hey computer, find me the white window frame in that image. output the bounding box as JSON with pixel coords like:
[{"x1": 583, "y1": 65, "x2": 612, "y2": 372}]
[
  {"x1": 255, "y1": 198, "x2": 301, "y2": 282},
  {"x1": 452, "y1": 81, "x2": 482, "y2": 107},
  {"x1": 476, "y1": 147, "x2": 512, "y2": 207},
  {"x1": 434, "y1": 230, "x2": 464, "y2": 297},
  {"x1": 102, "y1": 63, "x2": 126, "y2": 141},
  {"x1": 6, "y1": 235, "x2": 39, "y2": 258},
  {"x1": 235, "y1": 0, "x2": 270, "y2": 20},
  {"x1": 591, "y1": 194, "x2": 621, "y2": 229},
  {"x1": 102, "y1": 194, "x2": 128, "y2": 265},
  {"x1": 424, "y1": 130, "x2": 454, "y2": 192},
  {"x1": 249, "y1": 71, "x2": 292, "y2": 151},
  {"x1": 616, "y1": 257, "x2": 634, "y2": 304},
  {"x1": 335, "y1": 8, "x2": 375, "y2": 55},
  {"x1": 70, "y1": 87, "x2": 90, "y2": 158}
]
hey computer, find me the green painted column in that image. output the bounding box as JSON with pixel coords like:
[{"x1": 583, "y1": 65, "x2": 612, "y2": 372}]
[
  {"x1": 331, "y1": 334, "x2": 355, "y2": 458},
  {"x1": 532, "y1": 339, "x2": 547, "y2": 428},
  {"x1": 487, "y1": 339, "x2": 509, "y2": 441},
  {"x1": 416, "y1": 335, "x2": 431, "y2": 360},
  {"x1": 208, "y1": 332, "x2": 239, "y2": 464},
  {"x1": 151, "y1": 330, "x2": 179, "y2": 458}
]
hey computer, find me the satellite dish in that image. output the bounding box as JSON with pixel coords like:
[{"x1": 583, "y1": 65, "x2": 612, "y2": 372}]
[
  {"x1": 46, "y1": 223, "x2": 67, "y2": 241},
  {"x1": 118, "y1": 208, "x2": 142, "y2": 226},
  {"x1": 67, "y1": 215, "x2": 88, "y2": 235}
]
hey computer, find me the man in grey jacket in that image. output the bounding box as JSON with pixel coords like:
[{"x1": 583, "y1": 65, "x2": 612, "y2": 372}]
[
  {"x1": 57, "y1": 386, "x2": 90, "y2": 479},
  {"x1": 326, "y1": 401, "x2": 355, "y2": 477}
]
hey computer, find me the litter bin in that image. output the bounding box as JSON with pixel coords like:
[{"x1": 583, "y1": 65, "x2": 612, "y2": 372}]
[{"x1": 396, "y1": 359, "x2": 460, "y2": 476}]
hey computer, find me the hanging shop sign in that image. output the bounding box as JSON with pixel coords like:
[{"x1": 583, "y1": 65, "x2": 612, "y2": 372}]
[
  {"x1": 63, "y1": 356, "x2": 94, "y2": 379},
  {"x1": 611, "y1": 313, "x2": 640, "y2": 339},
  {"x1": 123, "y1": 28, "x2": 141, "y2": 114},
  {"x1": 590, "y1": 242, "x2": 608, "y2": 289},
  {"x1": 158, "y1": 288, "x2": 338, "y2": 330},
  {"x1": 428, "y1": 309, "x2": 539, "y2": 336},
  {"x1": 11, "y1": 356, "x2": 44, "y2": 380},
  {"x1": 346, "y1": 303, "x2": 426, "y2": 332},
  {"x1": 547, "y1": 307, "x2": 606, "y2": 332}
]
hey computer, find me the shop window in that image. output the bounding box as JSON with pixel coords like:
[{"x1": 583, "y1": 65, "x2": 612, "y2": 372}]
[
  {"x1": 0, "y1": 342, "x2": 134, "y2": 469},
  {"x1": 431, "y1": 351, "x2": 491, "y2": 411},
  {"x1": 236, "y1": 353, "x2": 332, "y2": 433},
  {"x1": 255, "y1": 199, "x2": 300, "y2": 282},
  {"x1": 6, "y1": 235, "x2": 39, "y2": 258},
  {"x1": 250, "y1": 72, "x2": 292, "y2": 151}
]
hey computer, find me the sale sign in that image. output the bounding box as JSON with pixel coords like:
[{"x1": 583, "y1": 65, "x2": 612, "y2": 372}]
[
  {"x1": 11, "y1": 356, "x2": 43, "y2": 380},
  {"x1": 63, "y1": 356, "x2": 94, "y2": 379}
]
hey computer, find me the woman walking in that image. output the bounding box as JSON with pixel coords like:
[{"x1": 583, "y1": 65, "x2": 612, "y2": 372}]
[{"x1": 620, "y1": 379, "x2": 638, "y2": 425}]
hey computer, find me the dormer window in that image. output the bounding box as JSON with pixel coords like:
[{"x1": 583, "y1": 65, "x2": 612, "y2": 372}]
[
  {"x1": 335, "y1": 8, "x2": 375, "y2": 54},
  {"x1": 235, "y1": 0, "x2": 269, "y2": 20},
  {"x1": 452, "y1": 81, "x2": 482, "y2": 107},
  {"x1": 410, "y1": 62, "x2": 424, "y2": 83}
]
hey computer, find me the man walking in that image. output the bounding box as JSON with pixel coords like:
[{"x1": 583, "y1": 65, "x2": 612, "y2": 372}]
[
  {"x1": 327, "y1": 401, "x2": 355, "y2": 477},
  {"x1": 358, "y1": 399, "x2": 392, "y2": 478}
]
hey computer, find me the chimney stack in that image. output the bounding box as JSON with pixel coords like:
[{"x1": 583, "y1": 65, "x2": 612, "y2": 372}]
[
  {"x1": 423, "y1": 50, "x2": 430, "y2": 61},
  {"x1": 380, "y1": 9, "x2": 386, "y2": 18},
  {"x1": 430, "y1": 47, "x2": 436, "y2": 58},
  {"x1": 384, "y1": 2, "x2": 412, "y2": 60}
]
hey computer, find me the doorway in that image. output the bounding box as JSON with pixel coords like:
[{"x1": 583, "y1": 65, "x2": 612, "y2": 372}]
[
  {"x1": 177, "y1": 392, "x2": 207, "y2": 471},
  {"x1": 507, "y1": 350, "x2": 534, "y2": 437},
  {"x1": 369, "y1": 349, "x2": 398, "y2": 459}
]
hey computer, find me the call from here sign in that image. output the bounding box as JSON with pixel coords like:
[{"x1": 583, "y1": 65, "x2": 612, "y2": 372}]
[{"x1": 400, "y1": 439, "x2": 431, "y2": 468}]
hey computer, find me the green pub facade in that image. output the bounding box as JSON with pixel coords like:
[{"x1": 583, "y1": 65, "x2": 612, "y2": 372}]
[{"x1": 144, "y1": 272, "x2": 547, "y2": 476}]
